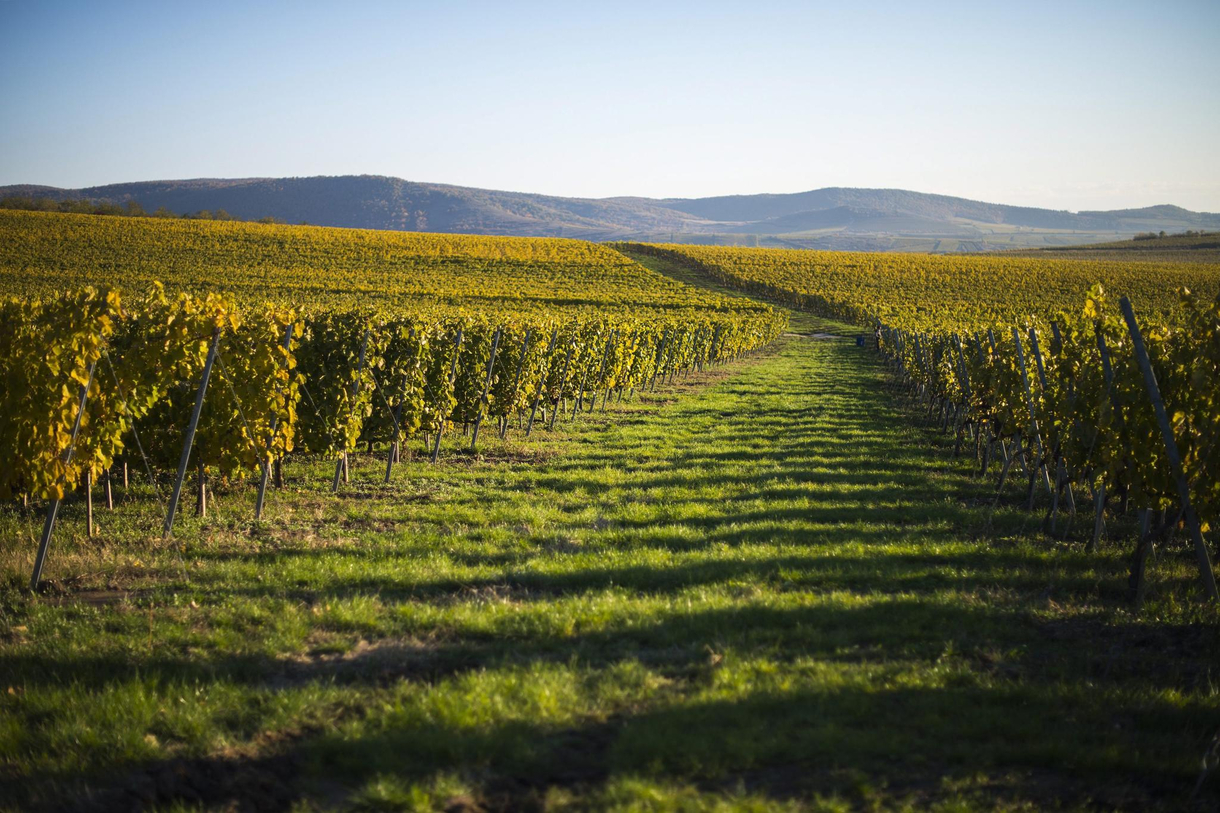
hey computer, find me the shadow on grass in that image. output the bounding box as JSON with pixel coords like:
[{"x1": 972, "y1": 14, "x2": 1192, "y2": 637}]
[
  {"x1": 19, "y1": 672, "x2": 1215, "y2": 812},
  {"x1": 4, "y1": 338, "x2": 1217, "y2": 812},
  {"x1": 4, "y1": 588, "x2": 1214, "y2": 696}
]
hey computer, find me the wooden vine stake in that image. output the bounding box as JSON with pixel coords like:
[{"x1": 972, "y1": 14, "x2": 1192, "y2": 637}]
[
  {"x1": 380, "y1": 327, "x2": 414, "y2": 481},
  {"x1": 333, "y1": 329, "x2": 370, "y2": 491},
  {"x1": 653, "y1": 329, "x2": 673, "y2": 393},
  {"x1": 431, "y1": 328, "x2": 463, "y2": 463},
  {"x1": 572, "y1": 335, "x2": 599, "y2": 419},
  {"x1": 470, "y1": 327, "x2": 502, "y2": 451},
  {"x1": 649, "y1": 330, "x2": 669, "y2": 391},
  {"x1": 380, "y1": 395, "x2": 404, "y2": 483},
  {"x1": 85, "y1": 471, "x2": 95, "y2": 536},
  {"x1": 255, "y1": 323, "x2": 294, "y2": 520},
  {"x1": 526, "y1": 329, "x2": 558, "y2": 436},
  {"x1": 1011, "y1": 327, "x2": 1053, "y2": 505},
  {"x1": 1090, "y1": 326, "x2": 1127, "y2": 552},
  {"x1": 1118, "y1": 296, "x2": 1218, "y2": 602},
  {"x1": 503, "y1": 327, "x2": 532, "y2": 438},
  {"x1": 30, "y1": 360, "x2": 97, "y2": 590},
  {"x1": 1028, "y1": 326, "x2": 1075, "y2": 529},
  {"x1": 1130, "y1": 508, "x2": 1154, "y2": 611},
  {"x1": 951, "y1": 335, "x2": 971, "y2": 457},
  {"x1": 1048, "y1": 321, "x2": 1078, "y2": 519},
  {"x1": 164, "y1": 327, "x2": 222, "y2": 540},
  {"x1": 665, "y1": 332, "x2": 680, "y2": 384},
  {"x1": 596, "y1": 330, "x2": 616, "y2": 412},
  {"x1": 995, "y1": 431, "x2": 1022, "y2": 498},
  {"x1": 576, "y1": 331, "x2": 615, "y2": 418},
  {"x1": 547, "y1": 340, "x2": 575, "y2": 431},
  {"x1": 196, "y1": 461, "x2": 207, "y2": 518}
]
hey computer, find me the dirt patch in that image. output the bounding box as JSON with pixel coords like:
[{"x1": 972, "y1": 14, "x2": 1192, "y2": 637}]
[
  {"x1": 68, "y1": 748, "x2": 300, "y2": 813},
  {"x1": 784, "y1": 332, "x2": 849, "y2": 340},
  {"x1": 43, "y1": 588, "x2": 152, "y2": 607},
  {"x1": 30, "y1": 723, "x2": 339, "y2": 813},
  {"x1": 278, "y1": 635, "x2": 451, "y2": 685},
  {"x1": 544, "y1": 535, "x2": 584, "y2": 555},
  {"x1": 476, "y1": 717, "x2": 621, "y2": 811},
  {"x1": 338, "y1": 516, "x2": 399, "y2": 534},
  {"x1": 1034, "y1": 616, "x2": 1219, "y2": 688},
  {"x1": 716, "y1": 762, "x2": 1201, "y2": 812},
  {"x1": 441, "y1": 445, "x2": 561, "y2": 467}
]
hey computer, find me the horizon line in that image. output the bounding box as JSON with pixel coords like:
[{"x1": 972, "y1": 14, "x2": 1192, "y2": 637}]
[{"x1": 1, "y1": 174, "x2": 1216, "y2": 217}]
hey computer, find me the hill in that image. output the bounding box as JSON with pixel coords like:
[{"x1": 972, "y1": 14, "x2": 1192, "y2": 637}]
[{"x1": 5, "y1": 175, "x2": 1219, "y2": 252}]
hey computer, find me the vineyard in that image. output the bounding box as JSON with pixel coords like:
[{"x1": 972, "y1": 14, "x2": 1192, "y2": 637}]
[
  {"x1": 0, "y1": 213, "x2": 783, "y2": 588},
  {"x1": 622, "y1": 242, "x2": 1220, "y2": 332},
  {"x1": 3, "y1": 219, "x2": 1220, "y2": 811},
  {"x1": 7, "y1": 0, "x2": 1220, "y2": 805},
  {"x1": 0, "y1": 210, "x2": 757, "y2": 315},
  {"x1": 628, "y1": 242, "x2": 1220, "y2": 603}
]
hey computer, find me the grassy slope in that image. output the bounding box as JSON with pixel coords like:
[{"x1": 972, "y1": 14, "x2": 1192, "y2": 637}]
[
  {"x1": 1, "y1": 265, "x2": 1218, "y2": 811},
  {"x1": 619, "y1": 247, "x2": 852, "y2": 338}
]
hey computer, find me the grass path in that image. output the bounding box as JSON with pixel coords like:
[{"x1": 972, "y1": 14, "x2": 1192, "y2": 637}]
[
  {"x1": 2, "y1": 291, "x2": 1218, "y2": 810},
  {"x1": 619, "y1": 246, "x2": 855, "y2": 338}
]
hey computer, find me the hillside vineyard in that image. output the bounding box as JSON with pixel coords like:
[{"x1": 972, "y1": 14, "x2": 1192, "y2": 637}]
[
  {"x1": 4, "y1": 208, "x2": 1220, "y2": 810},
  {"x1": 622, "y1": 242, "x2": 1220, "y2": 332},
  {"x1": 0, "y1": 213, "x2": 784, "y2": 511},
  {"x1": 628, "y1": 242, "x2": 1220, "y2": 596},
  {"x1": 0, "y1": 210, "x2": 756, "y2": 315}
]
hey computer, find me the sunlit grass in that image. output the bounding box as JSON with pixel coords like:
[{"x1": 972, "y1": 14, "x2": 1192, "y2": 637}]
[{"x1": 1, "y1": 329, "x2": 1217, "y2": 811}]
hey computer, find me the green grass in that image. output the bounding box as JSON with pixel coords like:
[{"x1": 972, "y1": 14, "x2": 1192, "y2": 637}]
[
  {"x1": 2, "y1": 311, "x2": 1218, "y2": 810},
  {"x1": 619, "y1": 248, "x2": 855, "y2": 338}
]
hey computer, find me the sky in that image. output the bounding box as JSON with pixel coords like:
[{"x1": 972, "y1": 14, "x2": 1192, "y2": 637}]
[{"x1": 1, "y1": 0, "x2": 1218, "y2": 212}]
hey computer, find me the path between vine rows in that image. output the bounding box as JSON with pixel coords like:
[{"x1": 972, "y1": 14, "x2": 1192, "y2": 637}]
[{"x1": 3, "y1": 265, "x2": 1218, "y2": 811}]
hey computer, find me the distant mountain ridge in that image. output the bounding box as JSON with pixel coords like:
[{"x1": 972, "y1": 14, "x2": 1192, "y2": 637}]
[{"x1": 5, "y1": 175, "x2": 1218, "y2": 252}]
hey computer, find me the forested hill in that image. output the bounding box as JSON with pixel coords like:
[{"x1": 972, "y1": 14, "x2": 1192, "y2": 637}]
[{"x1": 4, "y1": 175, "x2": 1218, "y2": 251}]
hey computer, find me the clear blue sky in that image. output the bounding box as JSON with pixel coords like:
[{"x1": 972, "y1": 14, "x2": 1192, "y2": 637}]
[{"x1": 2, "y1": 0, "x2": 1218, "y2": 211}]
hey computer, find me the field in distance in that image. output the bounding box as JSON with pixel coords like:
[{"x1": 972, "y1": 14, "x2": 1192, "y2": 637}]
[{"x1": 1002, "y1": 230, "x2": 1220, "y2": 264}]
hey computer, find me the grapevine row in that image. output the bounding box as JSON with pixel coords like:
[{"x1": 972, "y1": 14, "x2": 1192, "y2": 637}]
[
  {"x1": 1, "y1": 282, "x2": 783, "y2": 533},
  {"x1": 620, "y1": 242, "x2": 1220, "y2": 331},
  {"x1": 637, "y1": 243, "x2": 1220, "y2": 604}
]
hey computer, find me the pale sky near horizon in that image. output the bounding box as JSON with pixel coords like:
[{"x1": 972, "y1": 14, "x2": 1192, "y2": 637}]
[{"x1": 1, "y1": 0, "x2": 1218, "y2": 212}]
